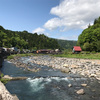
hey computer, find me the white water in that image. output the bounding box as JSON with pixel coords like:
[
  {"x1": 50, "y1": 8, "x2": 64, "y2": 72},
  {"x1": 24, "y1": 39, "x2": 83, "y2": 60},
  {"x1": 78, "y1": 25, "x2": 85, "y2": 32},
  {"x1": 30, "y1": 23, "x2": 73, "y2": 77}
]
[{"x1": 27, "y1": 77, "x2": 70, "y2": 92}]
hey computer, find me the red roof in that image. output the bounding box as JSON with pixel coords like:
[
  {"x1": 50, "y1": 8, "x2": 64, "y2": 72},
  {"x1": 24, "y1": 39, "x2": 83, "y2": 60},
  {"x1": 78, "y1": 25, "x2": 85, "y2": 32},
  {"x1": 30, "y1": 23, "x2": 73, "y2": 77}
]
[{"x1": 73, "y1": 46, "x2": 82, "y2": 51}]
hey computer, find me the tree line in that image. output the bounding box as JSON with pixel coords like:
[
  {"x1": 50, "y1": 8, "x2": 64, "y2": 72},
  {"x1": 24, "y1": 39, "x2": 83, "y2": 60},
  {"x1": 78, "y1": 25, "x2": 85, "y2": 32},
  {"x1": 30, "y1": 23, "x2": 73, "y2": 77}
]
[{"x1": 0, "y1": 26, "x2": 60, "y2": 50}]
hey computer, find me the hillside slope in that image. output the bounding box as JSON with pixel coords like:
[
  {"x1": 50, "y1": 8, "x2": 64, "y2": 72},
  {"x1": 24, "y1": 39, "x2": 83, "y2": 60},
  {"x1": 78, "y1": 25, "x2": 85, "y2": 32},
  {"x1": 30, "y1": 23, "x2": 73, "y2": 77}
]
[
  {"x1": 0, "y1": 26, "x2": 60, "y2": 50},
  {"x1": 57, "y1": 39, "x2": 77, "y2": 49},
  {"x1": 77, "y1": 17, "x2": 100, "y2": 52}
]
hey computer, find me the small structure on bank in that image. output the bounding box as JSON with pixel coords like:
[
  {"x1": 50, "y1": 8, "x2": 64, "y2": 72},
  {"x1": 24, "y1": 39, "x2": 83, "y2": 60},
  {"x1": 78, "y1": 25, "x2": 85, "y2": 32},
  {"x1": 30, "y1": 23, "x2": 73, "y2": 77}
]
[
  {"x1": 36, "y1": 49, "x2": 62, "y2": 54},
  {"x1": 36, "y1": 49, "x2": 50, "y2": 54},
  {"x1": 72, "y1": 46, "x2": 82, "y2": 54}
]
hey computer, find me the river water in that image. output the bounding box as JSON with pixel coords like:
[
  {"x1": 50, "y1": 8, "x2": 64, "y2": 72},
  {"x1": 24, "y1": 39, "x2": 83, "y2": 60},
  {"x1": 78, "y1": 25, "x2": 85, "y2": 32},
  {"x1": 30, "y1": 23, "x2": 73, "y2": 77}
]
[{"x1": 1, "y1": 57, "x2": 100, "y2": 100}]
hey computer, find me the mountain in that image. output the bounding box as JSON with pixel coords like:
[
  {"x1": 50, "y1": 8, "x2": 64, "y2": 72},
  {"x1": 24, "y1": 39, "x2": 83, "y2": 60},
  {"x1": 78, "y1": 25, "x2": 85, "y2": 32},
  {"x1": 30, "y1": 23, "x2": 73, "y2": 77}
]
[{"x1": 57, "y1": 39, "x2": 77, "y2": 49}]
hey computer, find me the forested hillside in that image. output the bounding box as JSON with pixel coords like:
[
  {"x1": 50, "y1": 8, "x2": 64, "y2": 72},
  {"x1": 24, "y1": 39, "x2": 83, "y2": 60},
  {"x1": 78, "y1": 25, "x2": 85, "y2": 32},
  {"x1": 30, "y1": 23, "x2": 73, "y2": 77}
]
[
  {"x1": 57, "y1": 39, "x2": 77, "y2": 49},
  {"x1": 77, "y1": 17, "x2": 100, "y2": 52},
  {"x1": 0, "y1": 26, "x2": 60, "y2": 50}
]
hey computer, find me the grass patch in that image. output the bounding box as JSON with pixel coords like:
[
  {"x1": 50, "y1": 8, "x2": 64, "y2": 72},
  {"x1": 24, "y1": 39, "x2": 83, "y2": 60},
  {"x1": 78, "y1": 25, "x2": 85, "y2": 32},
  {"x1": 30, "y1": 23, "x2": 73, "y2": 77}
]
[
  {"x1": 53, "y1": 53, "x2": 100, "y2": 60},
  {"x1": 7, "y1": 52, "x2": 100, "y2": 60},
  {"x1": 0, "y1": 78, "x2": 10, "y2": 84},
  {"x1": 0, "y1": 73, "x2": 10, "y2": 84},
  {"x1": 0, "y1": 73, "x2": 4, "y2": 78},
  {"x1": 7, "y1": 53, "x2": 38, "y2": 60}
]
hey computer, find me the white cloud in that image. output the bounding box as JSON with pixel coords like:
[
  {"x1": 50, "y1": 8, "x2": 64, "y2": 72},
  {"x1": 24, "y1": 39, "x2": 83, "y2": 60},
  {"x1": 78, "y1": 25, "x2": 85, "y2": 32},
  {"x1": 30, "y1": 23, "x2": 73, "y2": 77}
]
[
  {"x1": 32, "y1": 27, "x2": 49, "y2": 36},
  {"x1": 32, "y1": 27, "x2": 45, "y2": 34},
  {"x1": 44, "y1": 18, "x2": 62, "y2": 30},
  {"x1": 44, "y1": 0, "x2": 100, "y2": 31}
]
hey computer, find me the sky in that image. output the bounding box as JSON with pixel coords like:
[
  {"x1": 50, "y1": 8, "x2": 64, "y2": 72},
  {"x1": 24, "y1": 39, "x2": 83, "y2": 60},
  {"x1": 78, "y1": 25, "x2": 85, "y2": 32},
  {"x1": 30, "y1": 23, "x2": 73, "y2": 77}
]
[{"x1": 0, "y1": 0, "x2": 100, "y2": 40}]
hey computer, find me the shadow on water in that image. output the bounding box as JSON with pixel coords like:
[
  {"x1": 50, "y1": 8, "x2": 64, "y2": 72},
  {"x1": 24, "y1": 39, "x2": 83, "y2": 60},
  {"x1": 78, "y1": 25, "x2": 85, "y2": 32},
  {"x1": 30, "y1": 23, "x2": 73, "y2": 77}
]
[{"x1": 1, "y1": 59, "x2": 100, "y2": 100}]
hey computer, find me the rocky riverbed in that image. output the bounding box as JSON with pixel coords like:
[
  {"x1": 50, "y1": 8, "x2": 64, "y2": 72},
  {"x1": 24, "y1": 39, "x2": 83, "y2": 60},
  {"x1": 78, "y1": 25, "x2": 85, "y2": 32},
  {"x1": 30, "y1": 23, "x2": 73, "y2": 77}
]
[{"x1": 9, "y1": 55, "x2": 100, "y2": 81}]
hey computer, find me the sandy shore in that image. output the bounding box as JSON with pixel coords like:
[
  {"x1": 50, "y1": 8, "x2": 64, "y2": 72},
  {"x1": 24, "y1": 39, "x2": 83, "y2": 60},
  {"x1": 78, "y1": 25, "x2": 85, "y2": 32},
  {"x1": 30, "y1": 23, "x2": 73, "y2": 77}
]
[{"x1": 9, "y1": 55, "x2": 100, "y2": 80}]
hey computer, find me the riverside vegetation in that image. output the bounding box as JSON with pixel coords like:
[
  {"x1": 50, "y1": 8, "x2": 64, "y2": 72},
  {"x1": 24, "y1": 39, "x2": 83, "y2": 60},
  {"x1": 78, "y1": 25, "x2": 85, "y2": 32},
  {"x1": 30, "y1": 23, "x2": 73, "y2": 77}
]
[
  {"x1": 54, "y1": 51, "x2": 100, "y2": 59},
  {"x1": 7, "y1": 51, "x2": 100, "y2": 60},
  {"x1": 0, "y1": 73, "x2": 10, "y2": 84}
]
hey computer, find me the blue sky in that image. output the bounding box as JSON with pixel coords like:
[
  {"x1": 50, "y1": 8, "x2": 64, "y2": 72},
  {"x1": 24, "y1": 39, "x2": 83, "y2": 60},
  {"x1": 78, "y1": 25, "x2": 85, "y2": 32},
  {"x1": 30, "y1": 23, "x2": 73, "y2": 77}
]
[{"x1": 0, "y1": 0, "x2": 100, "y2": 40}]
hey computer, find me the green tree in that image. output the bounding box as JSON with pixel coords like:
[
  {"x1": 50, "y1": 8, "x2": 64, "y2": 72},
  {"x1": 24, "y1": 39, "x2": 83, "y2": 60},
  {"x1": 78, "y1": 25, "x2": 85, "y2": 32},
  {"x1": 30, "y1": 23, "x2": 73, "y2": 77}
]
[
  {"x1": 0, "y1": 25, "x2": 60, "y2": 49},
  {"x1": 83, "y1": 42, "x2": 90, "y2": 51},
  {"x1": 0, "y1": 31, "x2": 7, "y2": 46},
  {"x1": 96, "y1": 41, "x2": 100, "y2": 52}
]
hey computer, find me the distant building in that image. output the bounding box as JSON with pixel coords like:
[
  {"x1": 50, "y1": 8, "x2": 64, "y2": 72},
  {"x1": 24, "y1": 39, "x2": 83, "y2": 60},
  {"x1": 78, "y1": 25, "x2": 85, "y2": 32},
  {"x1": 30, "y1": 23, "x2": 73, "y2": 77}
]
[
  {"x1": 10, "y1": 47, "x2": 18, "y2": 54},
  {"x1": 73, "y1": 46, "x2": 82, "y2": 53}
]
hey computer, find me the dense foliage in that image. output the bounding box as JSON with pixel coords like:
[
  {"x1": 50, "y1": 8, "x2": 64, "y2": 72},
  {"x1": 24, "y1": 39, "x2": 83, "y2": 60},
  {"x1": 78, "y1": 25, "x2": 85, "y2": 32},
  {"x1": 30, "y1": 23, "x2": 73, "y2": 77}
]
[
  {"x1": 57, "y1": 39, "x2": 77, "y2": 49},
  {"x1": 0, "y1": 26, "x2": 60, "y2": 50},
  {"x1": 77, "y1": 17, "x2": 100, "y2": 52}
]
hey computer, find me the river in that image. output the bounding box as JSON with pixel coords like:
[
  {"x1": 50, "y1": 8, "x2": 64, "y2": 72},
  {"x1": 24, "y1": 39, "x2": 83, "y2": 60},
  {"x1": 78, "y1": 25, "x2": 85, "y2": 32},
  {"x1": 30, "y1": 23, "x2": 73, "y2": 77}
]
[{"x1": 1, "y1": 57, "x2": 100, "y2": 100}]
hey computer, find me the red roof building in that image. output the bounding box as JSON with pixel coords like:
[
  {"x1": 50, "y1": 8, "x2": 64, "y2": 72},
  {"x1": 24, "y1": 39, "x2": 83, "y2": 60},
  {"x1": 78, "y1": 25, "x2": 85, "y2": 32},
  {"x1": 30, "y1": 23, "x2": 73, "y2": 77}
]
[{"x1": 73, "y1": 46, "x2": 82, "y2": 53}]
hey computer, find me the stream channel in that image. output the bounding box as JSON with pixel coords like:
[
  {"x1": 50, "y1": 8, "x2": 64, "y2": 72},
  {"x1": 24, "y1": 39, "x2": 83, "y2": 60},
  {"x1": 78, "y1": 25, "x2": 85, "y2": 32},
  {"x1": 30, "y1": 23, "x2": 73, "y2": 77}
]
[{"x1": 1, "y1": 57, "x2": 100, "y2": 100}]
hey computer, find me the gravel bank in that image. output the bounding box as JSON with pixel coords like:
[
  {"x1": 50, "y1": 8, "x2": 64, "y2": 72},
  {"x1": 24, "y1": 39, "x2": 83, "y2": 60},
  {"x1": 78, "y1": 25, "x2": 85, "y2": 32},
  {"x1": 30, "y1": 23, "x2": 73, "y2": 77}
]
[{"x1": 9, "y1": 55, "x2": 100, "y2": 80}]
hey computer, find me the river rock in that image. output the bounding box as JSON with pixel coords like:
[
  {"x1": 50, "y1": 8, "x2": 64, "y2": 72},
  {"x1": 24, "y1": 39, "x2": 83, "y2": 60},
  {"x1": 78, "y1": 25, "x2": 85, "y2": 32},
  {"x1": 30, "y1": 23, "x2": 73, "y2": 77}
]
[
  {"x1": 81, "y1": 84, "x2": 87, "y2": 87},
  {"x1": 68, "y1": 84, "x2": 72, "y2": 87},
  {"x1": 12, "y1": 77, "x2": 28, "y2": 80},
  {"x1": 3, "y1": 75, "x2": 27, "y2": 80},
  {"x1": 71, "y1": 64, "x2": 79, "y2": 68},
  {"x1": 76, "y1": 89, "x2": 85, "y2": 95},
  {"x1": 63, "y1": 64, "x2": 69, "y2": 67},
  {"x1": 90, "y1": 74, "x2": 96, "y2": 77},
  {"x1": 61, "y1": 68, "x2": 70, "y2": 73},
  {"x1": 3, "y1": 75, "x2": 13, "y2": 80}
]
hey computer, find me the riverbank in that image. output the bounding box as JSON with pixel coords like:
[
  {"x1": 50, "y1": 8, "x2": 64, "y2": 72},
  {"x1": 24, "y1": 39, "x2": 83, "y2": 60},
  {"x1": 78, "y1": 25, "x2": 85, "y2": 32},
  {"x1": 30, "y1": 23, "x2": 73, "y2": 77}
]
[
  {"x1": 0, "y1": 81, "x2": 19, "y2": 100},
  {"x1": 8, "y1": 55, "x2": 100, "y2": 81}
]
